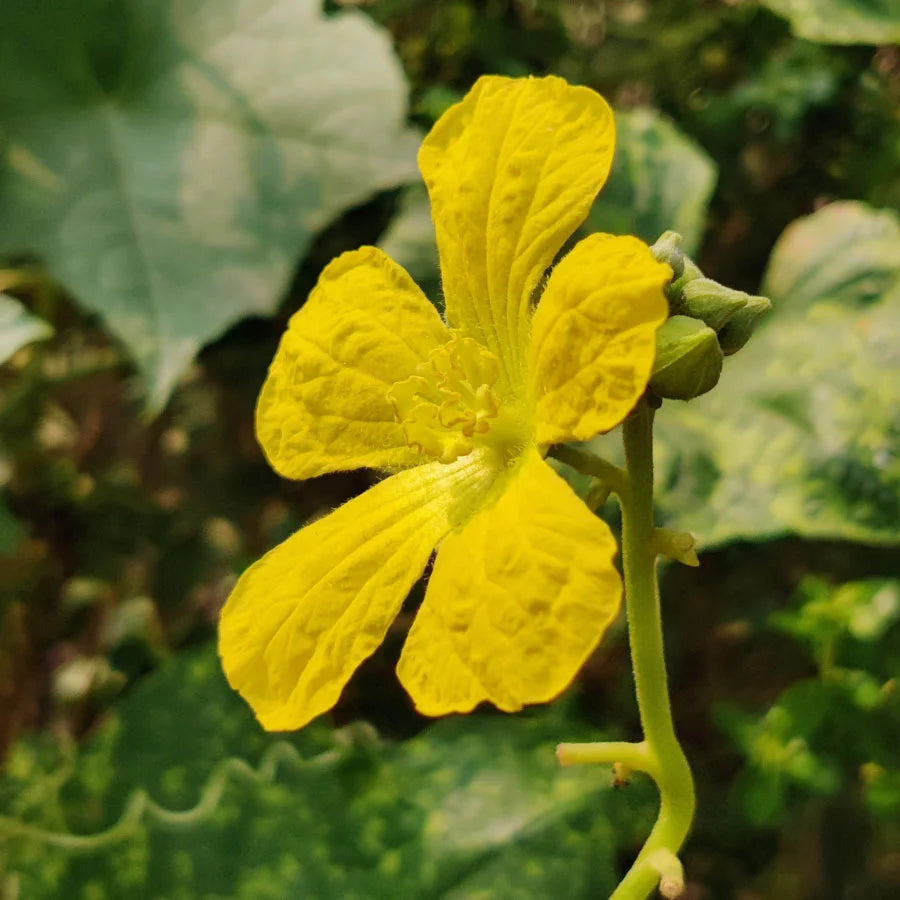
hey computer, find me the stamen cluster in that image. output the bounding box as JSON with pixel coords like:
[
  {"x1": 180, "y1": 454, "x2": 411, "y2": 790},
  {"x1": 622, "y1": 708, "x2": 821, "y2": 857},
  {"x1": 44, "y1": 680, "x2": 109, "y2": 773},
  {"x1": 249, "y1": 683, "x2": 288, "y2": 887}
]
[{"x1": 389, "y1": 333, "x2": 501, "y2": 463}]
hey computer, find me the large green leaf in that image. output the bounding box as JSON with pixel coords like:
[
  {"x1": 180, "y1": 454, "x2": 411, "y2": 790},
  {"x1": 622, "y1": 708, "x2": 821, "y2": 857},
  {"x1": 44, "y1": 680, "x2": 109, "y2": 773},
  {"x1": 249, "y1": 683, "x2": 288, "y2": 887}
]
[
  {"x1": 0, "y1": 0, "x2": 419, "y2": 409},
  {"x1": 763, "y1": 202, "x2": 900, "y2": 310},
  {"x1": 585, "y1": 109, "x2": 717, "y2": 256},
  {"x1": 0, "y1": 645, "x2": 631, "y2": 898},
  {"x1": 655, "y1": 202, "x2": 900, "y2": 547},
  {"x1": 759, "y1": 0, "x2": 900, "y2": 45},
  {"x1": 0, "y1": 293, "x2": 52, "y2": 365}
]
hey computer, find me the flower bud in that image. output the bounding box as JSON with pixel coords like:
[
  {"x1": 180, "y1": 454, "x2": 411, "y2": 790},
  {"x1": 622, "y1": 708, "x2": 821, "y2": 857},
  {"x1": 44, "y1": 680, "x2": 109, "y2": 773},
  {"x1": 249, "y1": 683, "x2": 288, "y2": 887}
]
[
  {"x1": 650, "y1": 315, "x2": 723, "y2": 400},
  {"x1": 717, "y1": 294, "x2": 772, "y2": 355},
  {"x1": 678, "y1": 278, "x2": 748, "y2": 331},
  {"x1": 668, "y1": 256, "x2": 703, "y2": 298},
  {"x1": 650, "y1": 231, "x2": 685, "y2": 280}
]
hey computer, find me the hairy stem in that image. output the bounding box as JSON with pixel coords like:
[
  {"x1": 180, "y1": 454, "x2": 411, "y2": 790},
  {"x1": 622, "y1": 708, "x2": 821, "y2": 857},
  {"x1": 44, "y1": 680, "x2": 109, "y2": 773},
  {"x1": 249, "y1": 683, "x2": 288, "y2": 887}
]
[
  {"x1": 611, "y1": 399, "x2": 695, "y2": 900},
  {"x1": 549, "y1": 443, "x2": 630, "y2": 499}
]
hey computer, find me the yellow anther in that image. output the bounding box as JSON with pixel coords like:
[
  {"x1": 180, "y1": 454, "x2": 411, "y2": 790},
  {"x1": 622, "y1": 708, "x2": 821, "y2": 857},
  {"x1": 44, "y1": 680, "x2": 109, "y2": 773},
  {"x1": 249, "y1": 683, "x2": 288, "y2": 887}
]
[{"x1": 388, "y1": 332, "x2": 501, "y2": 463}]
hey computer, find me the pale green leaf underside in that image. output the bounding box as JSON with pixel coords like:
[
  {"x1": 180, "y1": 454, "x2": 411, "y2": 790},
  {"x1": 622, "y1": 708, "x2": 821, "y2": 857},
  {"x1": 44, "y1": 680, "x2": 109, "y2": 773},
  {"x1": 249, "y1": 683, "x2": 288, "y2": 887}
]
[
  {"x1": 0, "y1": 293, "x2": 53, "y2": 365},
  {"x1": 586, "y1": 109, "x2": 717, "y2": 256},
  {"x1": 759, "y1": 0, "x2": 900, "y2": 45},
  {"x1": 655, "y1": 202, "x2": 900, "y2": 547},
  {"x1": 0, "y1": 0, "x2": 420, "y2": 409},
  {"x1": 377, "y1": 183, "x2": 442, "y2": 299},
  {"x1": 0, "y1": 644, "x2": 625, "y2": 898}
]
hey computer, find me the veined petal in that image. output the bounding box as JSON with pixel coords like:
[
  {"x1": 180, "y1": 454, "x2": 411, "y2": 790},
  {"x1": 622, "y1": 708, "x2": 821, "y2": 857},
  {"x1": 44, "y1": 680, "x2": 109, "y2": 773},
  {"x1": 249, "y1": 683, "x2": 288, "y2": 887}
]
[
  {"x1": 530, "y1": 234, "x2": 670, "y2": 446},
  {"x1": 397, "y1": 449, "x2": 622, "y2": 716},
  {"x1": 219, "y1": 453, "x2": 496, "y2": 731},
  {"x1": 420, "y1": 75, "x2": 615, "y2": 392},
  {"x1": 257, "y1": 247, "x2": 449, "y2": 479}
]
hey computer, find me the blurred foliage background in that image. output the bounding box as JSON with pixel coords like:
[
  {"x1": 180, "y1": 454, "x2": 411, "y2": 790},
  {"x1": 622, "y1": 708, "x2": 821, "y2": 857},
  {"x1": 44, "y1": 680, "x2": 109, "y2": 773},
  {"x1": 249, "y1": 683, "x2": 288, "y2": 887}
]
[{"x1": 0, "y1": 0, "x2": 898, "y2": 897}]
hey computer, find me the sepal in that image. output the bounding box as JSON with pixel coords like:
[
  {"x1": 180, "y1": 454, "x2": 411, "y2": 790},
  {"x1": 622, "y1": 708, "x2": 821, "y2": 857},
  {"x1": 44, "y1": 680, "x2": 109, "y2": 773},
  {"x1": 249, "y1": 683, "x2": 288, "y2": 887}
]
[
  {"x1": 677, "y1": 278, "x2": 748, "y2": 331},
  {"x1": 650, "y1": 315, "x2": 723, "y2": 400},
  {"x1": 717, "y1": 293, "x2": 773, "y2": 354}
]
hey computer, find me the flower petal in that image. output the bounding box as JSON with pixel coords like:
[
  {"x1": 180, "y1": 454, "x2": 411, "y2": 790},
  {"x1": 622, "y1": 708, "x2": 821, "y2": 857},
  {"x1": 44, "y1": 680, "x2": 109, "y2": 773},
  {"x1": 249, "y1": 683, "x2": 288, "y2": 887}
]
[
  {"x1": 220, "y1": 453, "x2": 495, "y2": 731},
  {"x1": 257, "y1": 246, "x2": 449, "y2": 479},
  {"x1": 420, "y1": 75, "x2": 615, "y2": 391},
  {"x1": 530, "y1": 233, "x2": 670, "y2": 446},
  {"x1": 396, "y1": 449, "x2": 622, "y2": 715}
]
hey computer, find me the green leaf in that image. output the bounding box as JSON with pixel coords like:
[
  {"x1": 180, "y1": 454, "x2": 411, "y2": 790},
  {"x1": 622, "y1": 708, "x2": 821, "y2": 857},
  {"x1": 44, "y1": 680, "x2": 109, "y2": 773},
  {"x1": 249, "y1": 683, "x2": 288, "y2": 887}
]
[
  {"x1": 771, "y1": 578, "x2": 900, "y2": 653},
  {"x1": 722, "y1": 44, "x2": 841, "y2": 142},
  {"x1": 720, "y1": 577, "x2": 900, "y2": 826},
  {"x1": 0, "y1": 294, "x2": 53, "y2": 365},
  {"x1": 0, "y1": 495, "x2": 24, "y2": 555},
  {"x1": 0, "y1": 0, "x2": 419, "y2": 410},
  {"x1": 585, "y1": 109, "x2": 717, "y2": 255},
  {"x1": 1, "y1": 645, "x2": 629, "y2": 898},
  {"x1": 759, "y1": 0, "x2": 900, "y2": 45},
  {"x1": 655, "y1": 202, "x2": 900, "y2": 547},
  {"x1": 718, "y1": 680, "x2": 843, "y2": 826}
]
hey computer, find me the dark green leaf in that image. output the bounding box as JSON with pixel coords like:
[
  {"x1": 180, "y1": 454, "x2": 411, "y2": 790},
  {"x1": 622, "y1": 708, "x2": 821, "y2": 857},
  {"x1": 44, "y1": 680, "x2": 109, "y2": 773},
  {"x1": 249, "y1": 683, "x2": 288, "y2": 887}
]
[
  {"x1": 720, "y1": 679, "x2": 843, "y2": 825},
  {"x1": 720, "y1": 579, "x2": 900, "y2": 826},
  {"x1": 0, "y1": 495, "x2": 24, "y2": 555},
  {"x1": 1, "y1": 645, "x2": 627, "y2": 898},
  {"x1": 759, "y1": 0, "x2": 900, "y2": 45},
  {"x1": 725, "y1": 44, "x2": 840, "y2": 142}
]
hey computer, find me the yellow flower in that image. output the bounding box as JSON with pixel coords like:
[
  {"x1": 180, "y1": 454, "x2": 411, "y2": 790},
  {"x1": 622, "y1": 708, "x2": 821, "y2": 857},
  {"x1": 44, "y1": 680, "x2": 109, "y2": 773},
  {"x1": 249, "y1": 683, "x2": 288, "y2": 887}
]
[{"x1": 219, "y1": 75, "x2": 671, "y2": 731}]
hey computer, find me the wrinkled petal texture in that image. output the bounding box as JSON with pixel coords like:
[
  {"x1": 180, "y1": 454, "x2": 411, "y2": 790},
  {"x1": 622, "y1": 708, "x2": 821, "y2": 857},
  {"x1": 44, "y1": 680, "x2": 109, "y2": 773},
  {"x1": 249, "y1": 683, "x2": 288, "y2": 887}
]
[
  {"x1": 397, "y1": 449, "x2": 622, "y2": 716},
  {"x1": 420, "y1": 75, "x2": 615, "y2": 392},
  {"x1": 530, "y1": 233, "x2": 670, "y2": 446},
  {"x1": 256, "y1": 247, "x2": 449, "y2": 479},
  {"x1": 219, "y1": 454, "x2": 497, "y2": 731}
]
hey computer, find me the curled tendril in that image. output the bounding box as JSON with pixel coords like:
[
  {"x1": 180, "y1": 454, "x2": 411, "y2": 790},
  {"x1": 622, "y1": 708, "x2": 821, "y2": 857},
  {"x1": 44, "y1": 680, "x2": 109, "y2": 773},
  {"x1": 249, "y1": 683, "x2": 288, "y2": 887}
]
[{"x1": 0, "y1": 740, "x2": 347, "y2": 853}]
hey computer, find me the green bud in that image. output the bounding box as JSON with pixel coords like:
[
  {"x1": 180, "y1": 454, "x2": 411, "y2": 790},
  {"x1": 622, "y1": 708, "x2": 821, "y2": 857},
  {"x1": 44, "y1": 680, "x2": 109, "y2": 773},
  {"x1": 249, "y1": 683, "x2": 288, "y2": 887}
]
[
  {"x1": 650, "y1": 231, "x2": 685, "y2": 280},
  {"x1": 668, "y1": 257, "x2": 703, "y2": 298},
  {"x1": 679, "y1": 278, "x2": 748, "y2": 331},
  {"x1": 717, "y1": 294, "x2": 772, "y2": 355},
  {"x1": 650, "y1": 315, "x2": 723, "y2": 400}
]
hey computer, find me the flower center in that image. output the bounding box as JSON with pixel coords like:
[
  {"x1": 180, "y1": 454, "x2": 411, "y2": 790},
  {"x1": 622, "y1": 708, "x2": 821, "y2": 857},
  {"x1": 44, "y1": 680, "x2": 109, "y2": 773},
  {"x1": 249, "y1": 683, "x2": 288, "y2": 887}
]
[{"x1": 389, "y1": 332, "x2": 502, "y2": 464}]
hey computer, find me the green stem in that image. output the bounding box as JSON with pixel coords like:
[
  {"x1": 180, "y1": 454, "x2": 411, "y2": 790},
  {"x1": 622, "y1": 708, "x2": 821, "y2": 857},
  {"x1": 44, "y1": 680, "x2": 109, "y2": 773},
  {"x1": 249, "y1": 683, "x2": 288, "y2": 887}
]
[
  {"x1": 557, "y1": 740, "x2": 659, "y2": 779},
  {"x1": 611, "y1": 399, "x2": 695, "y2": 900},
  {"x1": 549, "y1": 443, "x2": 630, "y2": 498}
]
